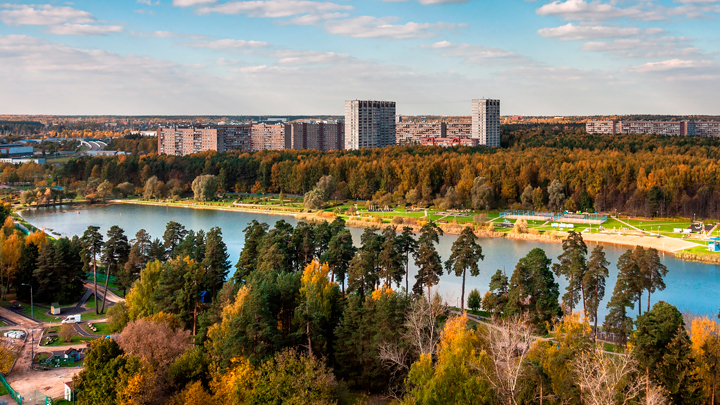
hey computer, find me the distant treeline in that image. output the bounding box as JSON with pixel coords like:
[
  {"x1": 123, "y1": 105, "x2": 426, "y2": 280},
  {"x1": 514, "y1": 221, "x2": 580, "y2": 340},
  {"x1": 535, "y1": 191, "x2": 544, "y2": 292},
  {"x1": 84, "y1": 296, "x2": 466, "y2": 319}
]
[{"x1": 0, "y1": 120, "x2": 43, "y2": 135}]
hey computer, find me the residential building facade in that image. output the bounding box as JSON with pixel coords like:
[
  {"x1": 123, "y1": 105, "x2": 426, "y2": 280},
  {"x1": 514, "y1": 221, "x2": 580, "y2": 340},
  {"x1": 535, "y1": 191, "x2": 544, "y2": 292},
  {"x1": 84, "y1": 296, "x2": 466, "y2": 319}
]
[
  {"x1": 395, "y1": 122, "x2": 444, "y2": 145},
  {"x1": 420, "y1": 137, "x2": 481, "y2": 147},
  {"x1": 251, "y1": 123, "x2": 291, "y2": 151},
  {"x1": 289, "y1": 121, "x2": 344, "y2": 151},
  {"x1": 344, "y1": 100, "x2": 396, "y2": 150},
  {"x1": 471, "y1": 99, "x2": 501, "y2": 147},
  {"x1": 158, "y1": 125, "x2": 252, "y2": 156},
  {"x1": 586, "y1": 120, "x2": 720, "y2": 137},
  {"x1": 446, "y1": 121, "x2": 472, "y2": 138}
]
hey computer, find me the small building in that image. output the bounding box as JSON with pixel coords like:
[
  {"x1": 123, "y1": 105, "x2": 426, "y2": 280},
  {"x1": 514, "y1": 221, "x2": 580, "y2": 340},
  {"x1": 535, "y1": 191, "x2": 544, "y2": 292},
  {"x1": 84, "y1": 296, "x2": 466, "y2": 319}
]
[
  {"x1": 64, "y1": 381, "x2": 75, "y2": 401},
  {"x1": 63, "y1": 348, "x2": 78, "y2": 359},
  {"x1": 51, "y1": 302, "x2": 61, "y2": 315},
  {"x1": 709, "y1": 240, "x2": 720, "y2": 252}
]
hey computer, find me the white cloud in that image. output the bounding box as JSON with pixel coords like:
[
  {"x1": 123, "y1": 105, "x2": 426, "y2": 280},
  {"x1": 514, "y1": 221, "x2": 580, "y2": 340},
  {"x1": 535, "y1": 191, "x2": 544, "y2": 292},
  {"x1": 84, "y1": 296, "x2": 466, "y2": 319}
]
[
  {"x1": 628, "y1": 58, "x2": 713, "y2": 72},
  {"x1": 137, "y1": 0, "x2": 161, "y2": 5},
  {"x1": 132, "y1": 30, "x2": 207, "y2": 39},
  {"x1": 422, "y1": 40, "x2": 535, "y2": 65},
  {"x1": 536, "y1": 0, "x2": 662, "y2": 21},
  {"x1": 384, "y1": 0, "x2": 472, "y2": 4},
  {"x1": 536, "y1": 0, "x2": 720, "y2": 21},
  {"x1": 538, "y1": 23, "x2": 656, "y2": 41},
  {"x1": 0, "y1": 3, "x2": 95, "y2": 26},
  {"x1": 325, "y1": 16, "x2": 463, "y2": 39},
  {"x1": 271, "y1": 49, "x2": 352, "y2": 65},
  {"x1": 581, "y1": 36, "x2": 700, "y2": 58},
  {"x1": 173, "y1": 0, "x2": 216, "y2": 6},
  {"x1": 47, "y1": 23, "x2": 124, "y2": 36},
  {"x1": 182, "y1": 38, "x2": 270, "y2": 50},
  {"x1": 194, "y1": 0, "x2": 352, "y2": 18}
]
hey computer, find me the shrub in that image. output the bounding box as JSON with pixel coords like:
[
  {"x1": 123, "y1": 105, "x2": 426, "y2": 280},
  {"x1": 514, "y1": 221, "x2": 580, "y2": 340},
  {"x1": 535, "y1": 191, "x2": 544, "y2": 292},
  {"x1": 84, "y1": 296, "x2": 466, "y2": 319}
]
[{"x1": 392, "y1": 216, "x2": 404, "y2": 225}]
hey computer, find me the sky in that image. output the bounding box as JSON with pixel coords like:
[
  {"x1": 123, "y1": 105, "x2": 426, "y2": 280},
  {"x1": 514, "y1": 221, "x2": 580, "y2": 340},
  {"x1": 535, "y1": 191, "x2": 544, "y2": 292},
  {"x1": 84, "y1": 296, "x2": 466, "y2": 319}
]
[{"x1": 0, "y1": 0, "x2": 719, "y2": 116}]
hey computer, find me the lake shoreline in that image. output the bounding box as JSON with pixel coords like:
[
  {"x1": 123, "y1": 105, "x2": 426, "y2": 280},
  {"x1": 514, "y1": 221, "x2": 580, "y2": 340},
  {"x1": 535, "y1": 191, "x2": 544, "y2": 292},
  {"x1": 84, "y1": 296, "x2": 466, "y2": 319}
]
[{"x1": 92, "y1": 199, "x2": 715, "y2": 265}]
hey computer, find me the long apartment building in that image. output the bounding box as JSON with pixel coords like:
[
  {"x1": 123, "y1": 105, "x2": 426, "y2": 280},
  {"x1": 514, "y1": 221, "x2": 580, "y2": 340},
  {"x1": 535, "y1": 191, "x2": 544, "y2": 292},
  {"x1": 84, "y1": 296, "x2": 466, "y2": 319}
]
[
  {"x1": 396, "y1": 122, "x2": 445, "y2": 145},
  {"x1": 586, "y1": 120, "x2": 720, "y2": 137},
  {"x1": 472, "y1": 99, "x2": 501, "y2": 147},
  {"x1": 396, "y1": 120, "x2": 473, "y2": 145},
  {"x1": 344, "y1": 100, "x2": 396, "y2": 150},
  {"x1": 158, "y1": 125, "x2": 252, "y2": 156},
  {"x1": 158, "y1": 122, "x2": 343, "y2": 156}
]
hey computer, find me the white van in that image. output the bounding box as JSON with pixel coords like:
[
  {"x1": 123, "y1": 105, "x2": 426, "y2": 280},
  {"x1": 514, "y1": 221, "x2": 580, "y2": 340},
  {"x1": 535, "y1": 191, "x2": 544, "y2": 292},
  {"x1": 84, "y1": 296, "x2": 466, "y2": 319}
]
[{"x1": 61, "y1": 315, "x2": 81, "y2": 324}]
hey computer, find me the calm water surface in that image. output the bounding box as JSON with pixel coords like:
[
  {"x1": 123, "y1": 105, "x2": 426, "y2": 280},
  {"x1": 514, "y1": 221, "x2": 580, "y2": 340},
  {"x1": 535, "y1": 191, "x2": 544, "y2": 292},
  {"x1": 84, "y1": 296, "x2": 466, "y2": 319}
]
[{"x1": 21, "y1": 204, "x2": 720, "y2": 321}]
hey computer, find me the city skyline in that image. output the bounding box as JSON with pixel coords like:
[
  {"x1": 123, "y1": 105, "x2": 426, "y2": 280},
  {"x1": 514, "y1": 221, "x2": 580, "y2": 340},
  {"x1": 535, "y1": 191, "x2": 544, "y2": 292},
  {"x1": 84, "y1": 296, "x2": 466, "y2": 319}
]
[{"x1": 1, "y1": 0, "x2": 719, "y2": 116}]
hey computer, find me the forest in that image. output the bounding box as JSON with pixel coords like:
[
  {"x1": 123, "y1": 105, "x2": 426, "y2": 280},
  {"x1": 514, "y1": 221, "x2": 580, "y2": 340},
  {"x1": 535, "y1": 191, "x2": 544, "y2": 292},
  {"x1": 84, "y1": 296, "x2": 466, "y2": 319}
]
[
  {"x1": 2, "y1": 127, "x2": 710, "y2": 220},
  {"x1": 0, "y1": 210, "x2": 712, "y2": 404}
]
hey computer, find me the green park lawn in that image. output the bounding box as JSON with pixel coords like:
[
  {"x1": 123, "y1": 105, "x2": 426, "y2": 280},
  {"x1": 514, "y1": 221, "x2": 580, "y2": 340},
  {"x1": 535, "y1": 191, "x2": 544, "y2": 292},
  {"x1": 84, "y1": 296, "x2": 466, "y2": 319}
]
[
  {"x1": 43, "y1": 334, "x2": 95, "y2": 347},
  {"x1": 83, "y1": 322, "x2": 111, "y2": 336}
]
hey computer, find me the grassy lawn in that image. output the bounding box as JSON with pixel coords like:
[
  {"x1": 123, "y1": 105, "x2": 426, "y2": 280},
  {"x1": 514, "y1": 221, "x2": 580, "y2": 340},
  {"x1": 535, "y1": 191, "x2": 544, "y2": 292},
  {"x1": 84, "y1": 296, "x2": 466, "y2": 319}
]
[
  {"x1": 83, "y1": 322, "x2": 111, "y2": 336},
  {"x1": 42, "y1": 334, "x2": 95, "y2": 347},
  {"x1": 80, "y1": 310, "x2": 111, "y2": 321},
  {"x1": 0, "y1": 301, "x2": 62, "y2": 323},
  {"x1": 84, "y1": 294, "x2": 97, "y2": 309},
  {"x1": 0, "y1": 384, "x2": 8, "y2": 396},
  {"x1": 602, "y1": 343, "x2": 624, "y2": 354}
]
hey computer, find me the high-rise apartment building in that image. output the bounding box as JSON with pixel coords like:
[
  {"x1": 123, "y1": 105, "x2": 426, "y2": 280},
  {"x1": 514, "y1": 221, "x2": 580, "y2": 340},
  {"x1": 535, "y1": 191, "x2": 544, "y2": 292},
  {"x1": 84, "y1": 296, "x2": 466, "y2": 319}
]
[
  {"x1": 446, "y1": 121, "x2": 472, "y2": 138},
  {"x1": 471, "y1": 99, "x2": 501, "y2": 147},
  {"x1": 344, "y1": 100, "x2": 396, "y2": 150},
  {"x1": 290, "y1": 121, "x2": 344, "y2": 151}
]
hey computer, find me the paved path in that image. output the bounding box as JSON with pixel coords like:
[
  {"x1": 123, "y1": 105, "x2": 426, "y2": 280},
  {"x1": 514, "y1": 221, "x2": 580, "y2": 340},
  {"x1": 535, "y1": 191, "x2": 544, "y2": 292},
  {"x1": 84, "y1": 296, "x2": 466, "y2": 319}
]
[
  {"x1": 73, "y1": 323, "x2": 102, "y2": 339},
  {"x1": 0, "y1": 306, "x2": 39, "y2": 327}
]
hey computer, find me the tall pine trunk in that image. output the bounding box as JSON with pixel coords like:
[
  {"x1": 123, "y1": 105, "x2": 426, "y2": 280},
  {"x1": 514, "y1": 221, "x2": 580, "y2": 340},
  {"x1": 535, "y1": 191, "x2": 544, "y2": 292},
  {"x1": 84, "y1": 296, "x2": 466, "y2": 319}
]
[
  {"x1": 405, "y1": 252, "x2": 410, "y2": 296},
  {"x1": 93, "y1": 256, "x2": 99, "y2": 315},
  {"x1": 638, "y1": 292, "x2": 642, "y2": 316},
  {"x1": 461, "y1": 268, "x2": 466, "y2": 312},
  {"x1": 101, "y1": 263, "x2": 110, "y2": 314}
]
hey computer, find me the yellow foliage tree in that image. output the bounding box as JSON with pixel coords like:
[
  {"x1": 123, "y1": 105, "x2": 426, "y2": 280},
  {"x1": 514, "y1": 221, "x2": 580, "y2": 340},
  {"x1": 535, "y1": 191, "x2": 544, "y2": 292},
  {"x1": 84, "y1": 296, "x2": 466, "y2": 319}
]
[
  {"x1": 298, "y1": 260, "x2": 340, "y2": 357},
  {"x1": 206, "y1": 286, "x2": 250, "y2": 360},
  {"x1": 116, "y1": 356, "x2": 157, "y2": 405},
  {"x1": 169, "y1": 381, "x2": 213, "y2": 405},
  {"x1": 403, "y1": 314, "x2": 490, "y2": 404},
  {"x1": 0, "y1": 232, "x2": 23, "y2": 300},
  {"x1": 126, "y1": 260, "x2": 163, "y2": 321},
  {"x1": 210, "y1": 357, "x2": 256, "y2": 405},
  {"x1": 690, "y1": 316, "x2": 720, "y2": 404},
  {"x1": 527, "y1": 312, "x2": 593, "y2": 404},
  {"x1": 25, "y1": 231, "x2": 48, "y2": 247}
]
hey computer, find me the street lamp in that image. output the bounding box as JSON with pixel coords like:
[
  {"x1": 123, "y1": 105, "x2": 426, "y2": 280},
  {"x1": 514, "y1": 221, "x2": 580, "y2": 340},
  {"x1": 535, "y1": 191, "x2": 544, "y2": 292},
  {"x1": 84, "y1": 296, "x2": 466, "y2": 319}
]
[{"x1": 21, "y1": 283, "x2": 32, "y2": 319}]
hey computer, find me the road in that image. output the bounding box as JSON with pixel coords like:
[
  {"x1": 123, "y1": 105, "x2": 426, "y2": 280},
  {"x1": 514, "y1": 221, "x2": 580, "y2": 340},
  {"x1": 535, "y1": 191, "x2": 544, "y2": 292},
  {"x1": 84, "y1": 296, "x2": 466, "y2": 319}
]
[{"x1": 83, "y1": 282, "x2": 124, "y2": 304}]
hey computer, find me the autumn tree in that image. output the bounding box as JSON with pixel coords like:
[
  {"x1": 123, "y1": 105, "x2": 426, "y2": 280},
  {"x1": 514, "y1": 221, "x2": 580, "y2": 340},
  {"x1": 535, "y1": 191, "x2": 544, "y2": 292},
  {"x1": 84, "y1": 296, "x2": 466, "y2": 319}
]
[
  {"x1": 295, "y1": 261, "x2": 341, "y2": 358},
  {"x1": 191, "y1": 174, "x2": 217, "y2": 201},
  {"x1": 445, "y1": 226, "x2": 484, "y2": 312},
  {"x1": 547, "y1": 179, "x2": 566, "y2": 211}
]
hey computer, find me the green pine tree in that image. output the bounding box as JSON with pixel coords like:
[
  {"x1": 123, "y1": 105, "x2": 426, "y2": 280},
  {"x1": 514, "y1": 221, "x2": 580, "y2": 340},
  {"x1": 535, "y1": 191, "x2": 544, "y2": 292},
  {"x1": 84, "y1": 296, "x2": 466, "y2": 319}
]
[
  {"x1": 445, "y1": 226, "x2": 484, "y2": 312},
  {"x1": 413, "y1": 222, "x2": 444, "y2": 298},
  {"x1": 552, "y1": 230, "x2": 587, "y2": 314}
]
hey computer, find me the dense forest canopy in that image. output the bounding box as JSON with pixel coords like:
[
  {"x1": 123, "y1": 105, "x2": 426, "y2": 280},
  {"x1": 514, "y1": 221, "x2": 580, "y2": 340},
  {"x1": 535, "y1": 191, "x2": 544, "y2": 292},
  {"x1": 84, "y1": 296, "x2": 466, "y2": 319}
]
[{"x1": 40, "y1": 126, "x2": 720, "y2": 219}]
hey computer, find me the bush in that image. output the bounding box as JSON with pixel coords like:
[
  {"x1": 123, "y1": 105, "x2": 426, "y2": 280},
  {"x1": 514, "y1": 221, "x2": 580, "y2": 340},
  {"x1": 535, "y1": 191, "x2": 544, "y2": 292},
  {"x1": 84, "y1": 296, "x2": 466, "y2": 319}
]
[
  {"x1": 467, "y1": 289, "x2": 482, "y2": 312},
  {"x1": 392, "y1": 216, "x2": 404, "y2": 225},
  {"x1": 59, "y1": 323, "x2": 74, "y2": 343}
]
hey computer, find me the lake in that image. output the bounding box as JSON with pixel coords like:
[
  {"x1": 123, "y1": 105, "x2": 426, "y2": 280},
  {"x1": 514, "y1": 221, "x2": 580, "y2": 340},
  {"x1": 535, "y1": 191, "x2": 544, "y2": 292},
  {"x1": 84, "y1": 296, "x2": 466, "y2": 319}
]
[{"x1": 20, "y1": 203, "x2": 720, "y2": 321}]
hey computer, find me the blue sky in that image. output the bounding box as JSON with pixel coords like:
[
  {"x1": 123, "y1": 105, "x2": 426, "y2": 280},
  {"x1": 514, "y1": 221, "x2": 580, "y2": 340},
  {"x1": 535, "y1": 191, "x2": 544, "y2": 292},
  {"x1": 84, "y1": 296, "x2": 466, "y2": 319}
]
[{"x1": 0, "y1": 0, "x2": 719, "y2": 115}]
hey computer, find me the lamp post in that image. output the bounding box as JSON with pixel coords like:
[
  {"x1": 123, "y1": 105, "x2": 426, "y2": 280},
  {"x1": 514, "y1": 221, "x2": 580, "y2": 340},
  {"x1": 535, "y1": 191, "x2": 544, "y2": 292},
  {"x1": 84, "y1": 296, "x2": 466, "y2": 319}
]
[{"x1": 21, "y1": 283, "x2": 32, "y2": 319}]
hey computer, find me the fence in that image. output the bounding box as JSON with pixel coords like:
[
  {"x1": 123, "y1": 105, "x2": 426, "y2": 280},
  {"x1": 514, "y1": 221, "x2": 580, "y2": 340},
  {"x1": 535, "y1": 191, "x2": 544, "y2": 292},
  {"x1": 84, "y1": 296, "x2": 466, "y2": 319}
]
[
  {"x1": 500, "y1": 211, "x2": 608, "y2": 225},
  {"x1": 85, "y1": 272, "x2": 118, "y2": 285},
  {"x1": 0, "y1": 374, "x2": 22, "y2": 404}
]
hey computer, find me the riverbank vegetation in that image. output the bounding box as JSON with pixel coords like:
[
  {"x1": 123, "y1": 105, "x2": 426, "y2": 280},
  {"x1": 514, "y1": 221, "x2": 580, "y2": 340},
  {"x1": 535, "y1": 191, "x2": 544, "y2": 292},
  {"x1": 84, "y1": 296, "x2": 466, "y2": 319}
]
[
  {"x1": 67, "y1": 216, "x2": 720, "y2": 404},
  {"x1": 5, "y1": 127, "x2": 720, "y2": 220}
]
